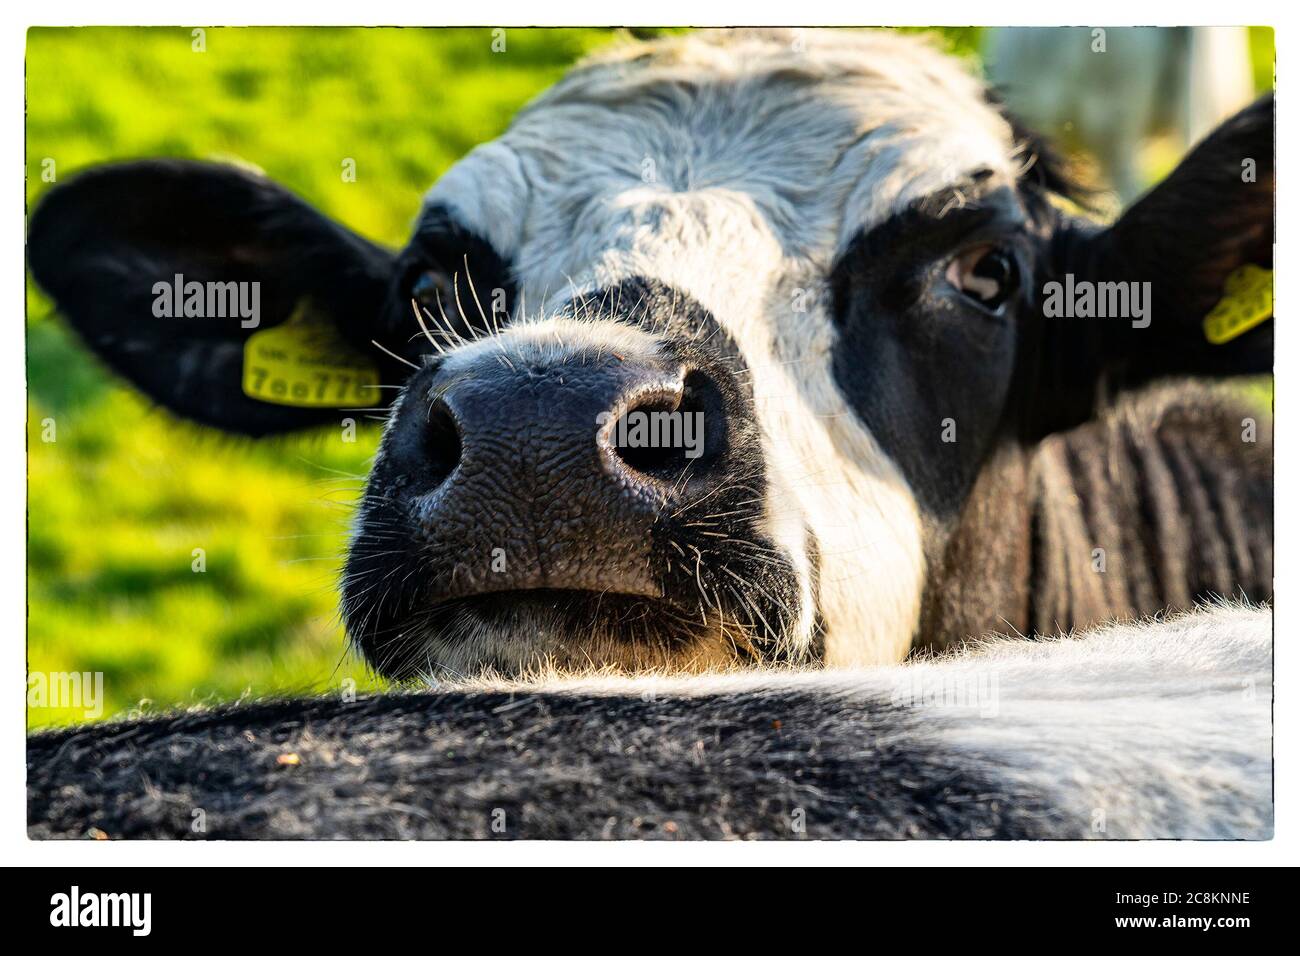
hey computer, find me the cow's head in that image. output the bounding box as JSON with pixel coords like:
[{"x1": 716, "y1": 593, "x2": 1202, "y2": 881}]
[{"x1": 28, "y1": 30, "x2": 1272, "y2": 679}]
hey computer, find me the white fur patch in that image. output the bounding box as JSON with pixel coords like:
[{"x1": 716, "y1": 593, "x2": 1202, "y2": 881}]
[
  {"x1": 438, "y1": 315, "x2": 663, "y2": 376},
  {"x1": 470, "y1": 603, "x2": 1273, "y2": 839}
]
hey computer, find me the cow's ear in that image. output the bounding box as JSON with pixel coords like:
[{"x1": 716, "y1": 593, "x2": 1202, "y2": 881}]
[
  {"x1": 1026, "y1": 94, "x2": 1273, "y2": 433},
  {"x1": 28, "y1": 160, "x2": 409, "y2": 436}
]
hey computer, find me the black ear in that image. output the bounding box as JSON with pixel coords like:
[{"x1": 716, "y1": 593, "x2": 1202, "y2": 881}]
[
  {"x1": 1026, "y1": 94, "x2": 1273, "y2": 432},
  {"x1": 27, "y1": 160, "x2": 408, "y2": 436}
]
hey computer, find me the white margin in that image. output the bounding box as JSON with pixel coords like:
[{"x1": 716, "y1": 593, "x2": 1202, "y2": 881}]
[{"x1": 3, "y1": 0, "x2": 1292, "y2": 867}]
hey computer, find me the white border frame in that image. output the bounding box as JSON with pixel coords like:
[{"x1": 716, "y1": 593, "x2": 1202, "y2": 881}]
[{"x1": 5, "y1": 0, "x2": 1291, "y2": 866}]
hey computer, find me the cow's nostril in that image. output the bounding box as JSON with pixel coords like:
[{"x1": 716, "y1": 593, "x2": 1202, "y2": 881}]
[
  {"x1": 424, "y1": 404, "x2": 463, "y2": 487},
  {"x1": 610, "y1": 369, "x2": 724, "y2": 480}
]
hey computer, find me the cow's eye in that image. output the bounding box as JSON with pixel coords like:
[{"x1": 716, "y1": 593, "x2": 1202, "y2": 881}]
[
  {"x1": 411, "y1": 269, "x2": 455, "y2": 315},
  {"x1": 945, "y1": 244, "x2": 1019, "y2": 311}
]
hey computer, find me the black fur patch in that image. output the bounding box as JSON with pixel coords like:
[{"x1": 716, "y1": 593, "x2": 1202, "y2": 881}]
[
  {"x1": 27, "y1": 689, "x2": 1061, "y2": 840},
  {"x1": 829, "y1": 182, "x2": 1031, "y2": 519}
]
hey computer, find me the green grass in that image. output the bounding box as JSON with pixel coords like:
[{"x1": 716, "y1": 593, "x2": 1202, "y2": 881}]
[{"x1": 25, "y1": 27, "x2": 627, "y2": 727}]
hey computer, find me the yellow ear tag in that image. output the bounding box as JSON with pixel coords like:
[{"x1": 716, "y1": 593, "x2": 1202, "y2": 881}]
[
  {"x1": 242, "y1": 301, "x2": 380, "y2": 407},
  {"x1": 1203, "y1": 265, "x2": 1273, "y2": 345}
]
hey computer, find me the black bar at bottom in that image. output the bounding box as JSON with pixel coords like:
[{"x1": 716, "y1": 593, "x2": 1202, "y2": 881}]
[{"x1": 9, "y1": 866, "x2": 1282, "y2": 939}]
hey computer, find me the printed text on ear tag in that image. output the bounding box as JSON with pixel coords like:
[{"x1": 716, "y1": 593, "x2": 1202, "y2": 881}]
[
  {"x1": 242, "y1": 300, "x2": 380, "y2": 407},
  {"x1": 1203, "y1": 264, "x2": 1272, "y2": 345}
]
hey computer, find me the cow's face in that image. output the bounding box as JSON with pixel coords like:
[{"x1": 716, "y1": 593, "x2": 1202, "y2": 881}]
[{"x1": 29, "y1": 30, "x2": 1272, "y2": 680}]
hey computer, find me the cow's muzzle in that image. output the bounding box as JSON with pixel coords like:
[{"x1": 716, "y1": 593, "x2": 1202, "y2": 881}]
[
  {"x1": 345, "y1": 320, "x2": 789, "y2": 680},
  {"x1": 405, "y1": 347, "x2": 726, "y2": 598}
]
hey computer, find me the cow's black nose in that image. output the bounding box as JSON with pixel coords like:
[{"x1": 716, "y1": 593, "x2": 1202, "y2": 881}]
[
  {"x1": 422, "y1": 358, "x2": 723, "y2": 495},
  {"x1": 424, "y1": 355, "x2": 724, "y2": 496},
  {"x1": 378, "y1": 347, "x2": 729, "y2": 600}
]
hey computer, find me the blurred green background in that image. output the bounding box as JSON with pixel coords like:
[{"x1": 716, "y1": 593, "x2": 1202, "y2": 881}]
[
  {"x1": 25, "y1": 27, "x2": 1273, "y2": 727},
  {"x1": 26, "y1": 27, "x2": 633, "y2": 727}
]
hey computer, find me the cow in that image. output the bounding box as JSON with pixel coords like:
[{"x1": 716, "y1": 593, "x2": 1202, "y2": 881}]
[
  {"x1": 27, "y1": 606, "x2": 1268, "y2": 837},
  {"x1": 26, "y1": 29, "x2": 1273, "y2": 838},
  {"x1": 26, "y1": 603, "x2": 1273, "y2": 839}
]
